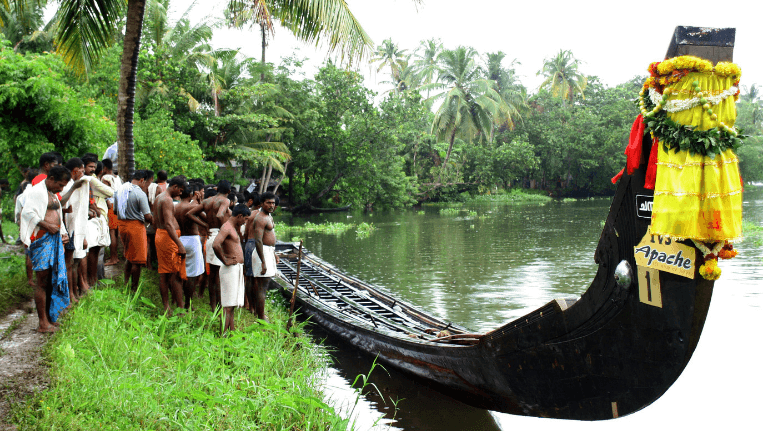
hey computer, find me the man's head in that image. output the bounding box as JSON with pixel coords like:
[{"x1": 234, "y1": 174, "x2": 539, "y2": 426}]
[
  {"x1": 81, "y1": 154, "x2": 98, "y2": 176},
  {"x1": 39, "y1": 152, "x2": 59, "y2": 174},
  {"x1": 227, "y1": 192, "x2": 237, "y2": 208},
  {"x1": 65, "y1": 158, "x2": 85, "y2": 181},
  {"x1": 260, "y1": 191, "x2": 276, "y2": 215},
  {"x1": 216, "y1": 180, "x2": 231, "y2": 195},
  {"x1": 156, "y1": 170, "x2": 168, "y2": 183},
  {"x1": 0, "y1": 178, "x2": 9, "y2": 191},
  {"x1": 102, "y1": 158, "x2": 114, "y2": 174},
  {"x1": 45, "y1": 166, "x2": 72, "y2": 194},
  {"x1": 144, "y1": 169, "x2": 155, "y2": 185},
  {"x1": 231, "y1": 203, "x2": 251, "y2": 227},
  {"x1": 167, "y1": 176, "x2": 187, "y2": 198},
  {"x1": 131, "y1": 169, "x2": 151, "y2": 193},
  {"x1": 179, "y1": 185, "x2": 192, "y2": 201}
]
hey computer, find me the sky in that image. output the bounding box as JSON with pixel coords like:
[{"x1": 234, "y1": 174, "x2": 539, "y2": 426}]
[{"x1": 169, "y1": 0, "x2": 763, "y2": 99}]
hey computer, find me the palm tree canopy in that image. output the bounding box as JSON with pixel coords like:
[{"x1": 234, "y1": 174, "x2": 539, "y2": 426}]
[
  {"x1": 538, "y1": 49, "x2": 587, "y2": 103},
  {"x1": 227, "y1": 0, "x2": 373, "y2": 65}
]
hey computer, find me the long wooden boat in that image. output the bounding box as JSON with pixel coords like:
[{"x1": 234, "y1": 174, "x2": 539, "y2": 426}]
[{"x1": 270, "y1": 28, "x2": 734, "y2": 421}]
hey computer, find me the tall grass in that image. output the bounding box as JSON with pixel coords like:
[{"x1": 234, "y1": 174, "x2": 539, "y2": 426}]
[
  {"x1": 470, "y1": 188, "x2": 551, "y2": 204},
  {"x1": 11, "y1": 276, "x2": 348, "y2": 430}
]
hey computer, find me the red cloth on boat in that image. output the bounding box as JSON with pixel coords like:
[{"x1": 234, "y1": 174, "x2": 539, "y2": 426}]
[
  {"x1": 611, "y1": 168, "x2": 625, "y2": 184},
  {"x1": 644, "y1": 136, "x2": 660, "y2": 190},
  {"x1": 625, "y1": 115, "x2": 646, "y2": 175}
]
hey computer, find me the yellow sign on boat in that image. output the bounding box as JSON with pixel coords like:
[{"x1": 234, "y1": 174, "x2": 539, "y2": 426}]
[{"x1": 634, "y1": 228, "x2": 696, "y2": 279}]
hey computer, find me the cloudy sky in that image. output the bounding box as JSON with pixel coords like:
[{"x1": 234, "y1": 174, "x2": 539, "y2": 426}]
[{"x1": 171, "y1": 0, "x2": 763, "y2": 98}]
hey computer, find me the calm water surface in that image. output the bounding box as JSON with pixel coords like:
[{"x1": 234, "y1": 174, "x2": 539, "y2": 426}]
[{"x1": 276, "y1": 187, "x2": 763, "y2": 430}]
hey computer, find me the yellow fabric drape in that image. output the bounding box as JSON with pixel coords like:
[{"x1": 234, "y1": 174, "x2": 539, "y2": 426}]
[{"x1": 651, "y1": 72, "x2": 743, "y2": 243}]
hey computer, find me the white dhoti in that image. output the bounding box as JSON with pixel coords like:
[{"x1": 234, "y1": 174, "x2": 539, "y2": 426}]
[
  {"x1": 180, "y1": 235, "x2": 204, "y2": 278},
  {"x1": 251, "y1": 244, "x2": 277, "y2": 278},
  {"x1": 205, "y1": 228, "x2": 223, "y2": 266},
  {"x1": 220, "y1": 263, "x2": 245, "y2": 307},
  {"x1": 92, "y1": 216, "x2": 111, "y2": 247}
]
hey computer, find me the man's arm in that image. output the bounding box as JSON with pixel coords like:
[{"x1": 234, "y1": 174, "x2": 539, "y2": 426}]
[
  {"x1": 58, "y1": 179, "x2": 87, "y2": 206},
  {"x1": 187, "y1": 204, "x2": 208, "y2": 229},
  {"x1": 253, "y1": 215, "x2": 268, "y2": 275},
  {"x1": 212, "y1": 226, "x2": 232, "y2": 265},
  {"x1": 215, "y1": 198, "x2": 230, "y2": 225}
]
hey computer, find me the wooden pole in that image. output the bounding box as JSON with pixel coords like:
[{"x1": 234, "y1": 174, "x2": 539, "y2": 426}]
[{"x1": 286, "y1": 241, "x2": 303, "y2": 331}]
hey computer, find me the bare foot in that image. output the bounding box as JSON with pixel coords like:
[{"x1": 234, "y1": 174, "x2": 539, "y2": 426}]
[
  {"x1": 37, "y1": 325, "x2": 59, "y2": 333},
  {"x1": 104, "y1": 260, "x2": 118, "y2": 266}
]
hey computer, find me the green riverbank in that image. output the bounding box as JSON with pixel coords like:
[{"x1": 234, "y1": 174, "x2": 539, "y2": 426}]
[{"x1": 8, "y1": 272, "x2": 349, "y2": 430}]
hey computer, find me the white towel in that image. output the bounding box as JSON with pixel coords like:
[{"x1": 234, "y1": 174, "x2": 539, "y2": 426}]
[
  {"x1": 251, "y1": 244, "x2": 276, "y2": 278},
  {"x1": 205, "y1": 228, "x2": 223, "y2": 266},
  {"x1": 180, "y1": 235, "x2": 204, "y2": 277},
  {"x1": 116, "y1": 183, "x2": 134, "y2": 219},
  {"x1": 20, "y1": 182, "x2": 67, "y2": 246},
  {"x1": 63, "y1": 177, "x2": 92, "y2": 257},
  {"x1": 219, "y1": 263, "x2": 245, "y2": 307}
]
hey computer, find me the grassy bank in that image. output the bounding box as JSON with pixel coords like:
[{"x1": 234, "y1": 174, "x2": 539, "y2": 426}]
[
  {"x1": 0, "y1": 249, "x2": 32, "y2": 316},
  {"x1": 10, "y1": 273, "x2": 348, "y2": 430}
]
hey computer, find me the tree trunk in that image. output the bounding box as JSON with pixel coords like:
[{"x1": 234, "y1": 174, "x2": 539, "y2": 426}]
[
  {"x1": 272, "y1": 161, "x2": 289, "y2": 194},
  {"x1": 437, "y1": 128, "x2": 458, "y2": 184},
  {"x1": 308, "y1": 171, "x2": 343, "y2": 207},
  {"x1": 117, "y1": 0, "x2": 147, "y2": 182},
  {"x1": 263, "y1": 164, "x2": 273, "y2": 192},
  {"x1": 260, "y1": 22, "x2": 266, "y2": 81},
  {"x1": 258, "y1": 164, "x2": 268, "y2": 193}
]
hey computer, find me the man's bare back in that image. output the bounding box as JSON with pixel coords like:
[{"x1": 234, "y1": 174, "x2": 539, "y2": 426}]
[
  {"x1": 202, "y1": 194, "x2": 230, "y2": 229},
  {"x1": 213, "y1": 219, "x2": 244, "y2": 266},
  {"x1": 175, "y1": 199, "x2": 206, "y2": 236}
]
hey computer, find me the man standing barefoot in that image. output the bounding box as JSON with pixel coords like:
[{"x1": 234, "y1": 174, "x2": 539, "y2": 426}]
[
  {"x1": 154, "y1": 176, "x2": 188, "y2": 314},
  {"x1": 20, "y1": 166, "x2": 72, "y2": 332},
  {"x1": 251, "y1": 192, "x2": 279, "y2": 321},
  {"x1": 212, "y1": 204, "x2": 250, "y2": 332},
  {"x1": 202, "y1": 180, "x2": 231, "y2": 309},
  {"x1": 175, "y1": 185, "x2": 208, "y2": 307},
  {"x1": 114, "y1": 170, "x2": 153, "y2": 290}
]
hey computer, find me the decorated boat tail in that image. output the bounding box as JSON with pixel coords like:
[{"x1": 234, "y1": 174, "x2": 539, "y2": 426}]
[{"x1": 271, "y1": 27, "x2": 745, "y2": 421}]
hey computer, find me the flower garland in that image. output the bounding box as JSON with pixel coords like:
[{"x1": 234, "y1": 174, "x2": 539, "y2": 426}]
[
  {"x1": 692, "y1": 240, "x2": 739, "y2": 280},
  {"x1": 637, "y1": 72, "x2": 746, "y2": 158}
]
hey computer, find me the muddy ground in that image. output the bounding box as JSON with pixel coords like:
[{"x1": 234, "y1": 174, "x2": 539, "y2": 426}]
[{"x1": 0, "y1": 242, "x2": 122, "y2": 430}]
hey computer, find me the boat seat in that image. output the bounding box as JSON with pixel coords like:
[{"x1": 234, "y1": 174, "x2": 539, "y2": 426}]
[{"x1": 554, "y1": 297, "x2": 579, "y2": 311}]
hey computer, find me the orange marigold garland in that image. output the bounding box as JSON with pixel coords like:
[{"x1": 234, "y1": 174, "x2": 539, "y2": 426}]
[
  {"x1": 692, "y1": 240, "x2": 738, "y2": 280},
  {"x1": 699, "y1": 258, "x2": 722, "y2": 281}
]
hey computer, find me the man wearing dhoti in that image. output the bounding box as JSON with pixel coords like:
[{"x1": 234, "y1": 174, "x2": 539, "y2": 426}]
[
  {"x1": 100, "y1": 158, "x2": 123, "y2": 266},
  {"x1": 175, "y1": 185, "x2": 208, "y2": 307},
  {"x1": 154, "y1": 176, "x2": 188, "y2": 314},
  {"x1": 20, "y1": 166, "x2": 72, "y2": 332},
  {"x1": 212, "y1": 204, "x2": 251, "y2": 332},
  {"x1": 202, "y1": 180, "x2": 232, "y2": 309},
  {"x1": 114, "y1": 170, "x2": 154, "y2": 290},
  {"x1": 251, "y1": 192, "x2": 279, "y2": 322}
]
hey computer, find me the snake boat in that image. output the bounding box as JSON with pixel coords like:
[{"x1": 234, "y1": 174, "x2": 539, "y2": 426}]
[{"x1": 270, "y1": 27, "x2": 740, "y2": 420}]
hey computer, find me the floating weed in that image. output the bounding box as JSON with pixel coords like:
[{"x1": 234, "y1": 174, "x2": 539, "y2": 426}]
[
  {"x1": 467, "y1": 210, "x2": 478, "y2": 218},
  {"x1": 439, "y1": 207, "x2": 460, "y2": 215},
  {"x1": 355, "y1": 222, "x2": 376, "y2": 239},
  {"x1": 417, "y1": 210, "x2": 426, "y2": 215},
  {"x1": 281, "y1": 221, "x2": 356, "y2": 235},
  {"x1": 470, "y1": 188, "x2": 551, "y2": 204},
  {"x1": 742, "y1": 220, "x2": 763, "y2": 246}
]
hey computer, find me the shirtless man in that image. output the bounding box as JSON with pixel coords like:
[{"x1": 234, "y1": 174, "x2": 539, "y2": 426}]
[
  {"x1": 175, "y1": 185, "x2": 208, "y2": 307},
  {"x1": 20, "y1": 166, "x2": 72, "y2": 332},
  {"x1": 202, "y1": 180, "x2": 232, "y2": 309},
  {"x1": 212, "y1": 204, "x2": 251, "y2": 332},
  {"x1": 153, "y1": 176, "x2": 188, "y2": 313},
  {"x1": 250, "y1": 192, "x2": 279, "y2": 321},
  {"x1": 242, "y1": 193, "x2": 262, "y2": 313}
]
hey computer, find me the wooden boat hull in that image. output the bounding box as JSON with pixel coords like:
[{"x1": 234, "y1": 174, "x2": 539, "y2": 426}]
[{"x1": 272, "y1": 131, "x2": 715, "y2": 420}]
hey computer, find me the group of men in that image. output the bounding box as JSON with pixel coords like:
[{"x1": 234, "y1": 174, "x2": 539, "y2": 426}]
[{"x1": 14, "y1": 151, "x2": 280, "y2": 333}]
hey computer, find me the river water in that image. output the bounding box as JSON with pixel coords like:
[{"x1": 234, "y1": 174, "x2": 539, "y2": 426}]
[{"x1": 277, "y1": 186, "x2": 763, "y2": 430}]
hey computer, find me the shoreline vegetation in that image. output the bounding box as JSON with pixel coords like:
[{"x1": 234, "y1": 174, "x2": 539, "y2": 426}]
[{"x1": 5, "y1": 271, "x2": 353, "y2": 430}]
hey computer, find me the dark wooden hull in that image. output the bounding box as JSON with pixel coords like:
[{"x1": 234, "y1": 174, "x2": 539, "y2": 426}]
[{"x1": 272, "y1": 138, "x2": 714, "y2": 420}]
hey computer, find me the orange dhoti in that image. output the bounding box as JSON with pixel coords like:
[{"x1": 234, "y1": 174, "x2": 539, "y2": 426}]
[
  {"x1": 118, "y1": 219, "x2": 147, "y2": 265},
  {"x1": 108, "y1": 207, "x2": 119, "y2": 230},
  {"x1": 156, "y1": 228, "x2": 187, "y2": 279}
]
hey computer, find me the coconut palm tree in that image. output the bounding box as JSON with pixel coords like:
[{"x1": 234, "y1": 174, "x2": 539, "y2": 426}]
[
  {"x1": 426, "y1": 46, "x2": 514, "y2": 184},
  {"x1": 484, "y1": 51, "x2": 526, "y2": 137},
  {"x1": 538, "y1": 49, "x2": 587, "y2": 105},
  {"x1": 370, "y1": 38, "x2": 408, "y2": 87}
]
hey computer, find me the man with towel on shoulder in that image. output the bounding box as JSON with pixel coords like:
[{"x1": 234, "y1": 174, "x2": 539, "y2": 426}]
[
  {"x1": 251, "y1": 192, "x2": 279, "y2": 322},
  {"x1": 101, "y1": 158, "x2": 122, "y2": 266},
  {"x1": 20, "y1": 166, "x2": 72, "y2": 332},
  {"x1": 212, "y1": 203, "x2": 251, "y2": 332},
  {"x1": 175, "y1": 184, "x2": 208, "y2": 307},
  {"x1": 202, "y1": 180, "x2": 231, "y2": 309},
  {"x1": 61, "y1": 158, "x2": 91, "y2": 301},
  {"x1": 154, "y1": 176, "x2": 188, "y2": 314},
  {"x1": 114, "y1": 170, "x2": 153, "y2": 290}
]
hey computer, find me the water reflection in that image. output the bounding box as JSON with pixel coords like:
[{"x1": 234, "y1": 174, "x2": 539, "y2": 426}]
[{"x1": 278, "y1": 187, "x2": 763, "y2": 430}]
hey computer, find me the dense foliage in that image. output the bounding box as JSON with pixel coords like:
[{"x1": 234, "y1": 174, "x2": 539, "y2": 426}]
[{"x1": 2, "y1": 6, "x2": 763, "y2": 210}]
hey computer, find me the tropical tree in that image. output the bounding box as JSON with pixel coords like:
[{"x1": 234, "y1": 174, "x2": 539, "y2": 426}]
[
  {"x1": 0, "y1": 0, "x2": 52, "y2": 52},
  {"x1": 538, "y1": 49, "x2": 587, "y2": 105},
  {"x1": 409, "y1": 38, "x2": 442, "y2": 96},
  {"x1": 483, "y1": 51, "x2": 525, "y2": 138},
  {"x1": 426, "y1": 46, "x2": 515, "y2": 184},
  {"x1": 370, "y1": 38, "x2": 408, "y2": 88}
]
